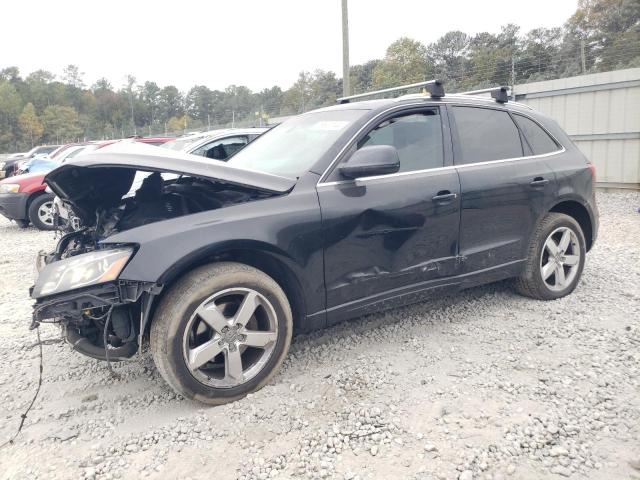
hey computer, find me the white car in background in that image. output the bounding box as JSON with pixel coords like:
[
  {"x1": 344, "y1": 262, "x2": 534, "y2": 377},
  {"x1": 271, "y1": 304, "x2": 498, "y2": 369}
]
[
  {"x1": 55, "y1": 128, "x2": 269, "y2": 231},
  {"x1": 161, "y1": 127, "x2": 268, "y2": 159}
]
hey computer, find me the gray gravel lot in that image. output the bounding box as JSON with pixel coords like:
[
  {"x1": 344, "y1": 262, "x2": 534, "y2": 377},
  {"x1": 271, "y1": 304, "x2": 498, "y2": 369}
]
[{"x1": 0, "y1": 192, "x2": 638, "y2": 480}]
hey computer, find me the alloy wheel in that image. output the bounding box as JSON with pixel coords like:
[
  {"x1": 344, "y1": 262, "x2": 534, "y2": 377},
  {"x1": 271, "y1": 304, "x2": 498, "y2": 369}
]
[
  {"x1": 182, "y1": 288, "x2": 278, "y2": 388},
  {"x1": 539, "y1": 226, "x2": 581, "y2": 292},
  {"x1": 37, "y1": 201, "x2": 55, "y2": 226}
]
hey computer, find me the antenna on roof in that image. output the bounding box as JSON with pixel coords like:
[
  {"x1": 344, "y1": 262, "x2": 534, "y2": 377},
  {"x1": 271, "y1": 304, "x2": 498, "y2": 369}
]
[
  {"x1": 457, "y1": 86, "x2": 510, "y2": 103},
  {"x1": 337, "y1": 79, "x2": 444, "y2": 104}
]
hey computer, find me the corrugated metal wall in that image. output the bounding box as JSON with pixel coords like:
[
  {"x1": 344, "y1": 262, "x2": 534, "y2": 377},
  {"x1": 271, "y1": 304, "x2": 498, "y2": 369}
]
[{"x1": 515, "y1": 68, "x2": 640, "y2": 189}]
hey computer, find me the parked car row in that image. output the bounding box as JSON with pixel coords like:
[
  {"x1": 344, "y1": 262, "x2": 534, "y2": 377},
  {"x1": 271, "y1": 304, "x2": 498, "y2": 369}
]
[
  {"x1": 29, "y1": 81, "x2": 598, "y2": 405},
  {"x1": 0, "y1": 145, "x2": 60, "y2": 178},
  {"x1": 0, "y1": 129, "x2": 267, "y2": 230}
]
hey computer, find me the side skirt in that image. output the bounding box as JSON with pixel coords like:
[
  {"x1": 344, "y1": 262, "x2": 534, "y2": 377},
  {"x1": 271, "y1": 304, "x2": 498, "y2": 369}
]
[{"x1": 305, "y1": 259, "x2": 525, "y2": 328}]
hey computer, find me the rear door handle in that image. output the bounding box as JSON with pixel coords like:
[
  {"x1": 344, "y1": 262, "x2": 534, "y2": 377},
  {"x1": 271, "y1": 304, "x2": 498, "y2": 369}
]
[
  {"x1": 432, "y1": 191, "x2": 457, "y2": 204},
  {"x1": 530, "y1": 177, "x2": 549, "y2": 188}
]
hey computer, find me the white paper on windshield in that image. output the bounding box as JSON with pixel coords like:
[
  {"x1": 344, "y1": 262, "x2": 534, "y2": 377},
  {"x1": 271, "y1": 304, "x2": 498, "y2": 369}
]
[{"x1": 309, "y1": 121, "x2": 350, "y2": 131}]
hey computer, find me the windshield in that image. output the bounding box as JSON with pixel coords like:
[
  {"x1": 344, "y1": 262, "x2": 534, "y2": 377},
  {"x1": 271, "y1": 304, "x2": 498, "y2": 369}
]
[{"x1": 227, "y1": 109, "x2": 366, "y2": 178}]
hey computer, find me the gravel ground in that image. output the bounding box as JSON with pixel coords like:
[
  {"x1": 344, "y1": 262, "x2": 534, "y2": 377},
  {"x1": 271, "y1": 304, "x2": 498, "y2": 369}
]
[{"x1": 0, "y1": 192, "x2": 638, "y2": 480}]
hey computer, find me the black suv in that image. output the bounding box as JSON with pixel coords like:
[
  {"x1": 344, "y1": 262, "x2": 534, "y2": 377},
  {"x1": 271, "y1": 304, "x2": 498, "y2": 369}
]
[{"x1": 31, "y1": 82, "x2": 598, "y2": 404}]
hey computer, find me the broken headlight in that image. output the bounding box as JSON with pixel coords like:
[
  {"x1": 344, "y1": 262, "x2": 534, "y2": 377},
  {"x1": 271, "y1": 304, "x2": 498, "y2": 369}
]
[{"x1": 32, "y1": 247, "x2": 133, "y2": 298}]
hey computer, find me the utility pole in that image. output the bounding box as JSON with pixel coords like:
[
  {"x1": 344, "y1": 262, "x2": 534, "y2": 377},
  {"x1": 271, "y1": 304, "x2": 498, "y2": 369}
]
[
  {"x1": 131, "y1": 100, "x2": 136, "y2": 135},
  {"x1": 341, "y1": 0, "x2": 350, "y2": 97},
  {"x1": 580, "y1": 40, "x2": 586, "y2": 74},
  {"x1": 511, "y1": 56, "x2": 516, "y2": 101}
]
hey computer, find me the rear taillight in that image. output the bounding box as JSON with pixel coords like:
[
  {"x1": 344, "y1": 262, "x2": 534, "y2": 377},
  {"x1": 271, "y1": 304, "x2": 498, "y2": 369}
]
[{"x1": 588, "y1": 163, "x2": 596, "y2": 182}]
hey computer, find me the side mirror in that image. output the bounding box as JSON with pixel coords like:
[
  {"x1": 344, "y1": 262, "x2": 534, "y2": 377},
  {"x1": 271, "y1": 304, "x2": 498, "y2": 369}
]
[{"x1": 339, "y1": 145, "x2": 400, "y2": 179}]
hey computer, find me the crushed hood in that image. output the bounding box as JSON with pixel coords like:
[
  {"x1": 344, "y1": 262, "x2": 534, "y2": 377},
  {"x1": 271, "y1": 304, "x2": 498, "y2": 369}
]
[{"x1": 45, "y1": 141, "x2": 296, "y2": 219}]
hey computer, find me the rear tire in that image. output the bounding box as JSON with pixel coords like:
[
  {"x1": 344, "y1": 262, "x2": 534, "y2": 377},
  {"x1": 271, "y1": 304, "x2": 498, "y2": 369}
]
[
  {"x1": 150, "y1": 262, "x2": 292, "y2": 405},
  {"x1": 28, "y1": 194, "x2": 56, "y2": 231},
  {"x1": 515, "y1": 213, "x2": 586, "y2": 300}
]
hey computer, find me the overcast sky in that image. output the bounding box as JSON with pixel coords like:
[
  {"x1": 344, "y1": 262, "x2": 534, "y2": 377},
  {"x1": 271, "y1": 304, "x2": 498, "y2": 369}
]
[{"x1": 2, "y1": 0, "x2": 578, "y2": 92}]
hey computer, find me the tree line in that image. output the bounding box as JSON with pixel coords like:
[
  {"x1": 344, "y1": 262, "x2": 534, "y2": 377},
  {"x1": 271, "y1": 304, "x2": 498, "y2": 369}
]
[{"x1": 0, "y1": 0, "x2": 637, "y2": 153}]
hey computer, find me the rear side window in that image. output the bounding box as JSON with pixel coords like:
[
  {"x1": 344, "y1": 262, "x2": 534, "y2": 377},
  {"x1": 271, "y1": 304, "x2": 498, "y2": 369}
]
[
  {"x1": 513, "y1": 114, "x2": 560, "y2": 155},
  {"x1": 358, "y1": 109, "x2": 444, "y2": 172},
  {"x1": 451, "y1": 106, "x2": 522, "y2": 164}
]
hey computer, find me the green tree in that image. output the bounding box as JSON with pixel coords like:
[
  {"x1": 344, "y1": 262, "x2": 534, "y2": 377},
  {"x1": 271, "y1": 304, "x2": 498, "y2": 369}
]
[
  {"x1": 185, "y1": 85, "x2": 214, "y2": 124},
  {"x1": 281, "y1": 72, "x2": 312, "y2": 114},
  {"x1": 372, "y1": 38, "x2": 429, "y2": 89},
  {"x1": 25, "y1": 70, "x2": 55, "y2": 112},
  {"x1": 307, "y1": 70, "x2": 340, "y2": 109},
  {"x1": 158, "y1": 86, "x2": 183, "y2": 123},
  {"x1": 563, "y1": 0, "x2": 640, "y2": 73},
  {"x1": 520, "y1": 28, "x2": 563, "y2": 80},
  {"x1": 255, "y1": 86, "x2": 284, "y2": 118},
  {"x1": 167, "y1": 115, "x2": 187, "y2": 133},
  {"x1": 0, "y1": 80, "x2": 23, "y2": 150},
  {"x1": 427, "y1": 31, "x2": 471, "y2": 86},
  {"x1": 18, "y1": 103, "x2": 44, "y2": 147},
  {"x1": 349, "y1": 60, "x2": 380, "y2": 95},
  {"x1": 62, "y1": 64, "x2": 85, "y2": 89},
  {"x1": 139, "y1": 81, "x2": 161, "y2": 128},
  {"x1": 42, "y1": 105, "x2": 82, "y2": 143}
]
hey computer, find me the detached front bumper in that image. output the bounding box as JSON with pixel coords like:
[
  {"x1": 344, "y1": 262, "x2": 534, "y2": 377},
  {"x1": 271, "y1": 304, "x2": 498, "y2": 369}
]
[
  {"x1": 31, "y1": 280, "x2": 159, "y2": 361},
  {"x1": 31, "y1": 282, "x2": 122, "y2": 325},
  {"x1": 0, "y1": 192, "x2": 29, "y2": 221},
  {"x1": 31, "y1": 280, "x2": 156, "y2": 324}
]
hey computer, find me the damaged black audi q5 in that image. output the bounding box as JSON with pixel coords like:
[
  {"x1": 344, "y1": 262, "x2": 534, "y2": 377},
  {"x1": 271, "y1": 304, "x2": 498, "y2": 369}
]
[{"x1": 31, "y1": 82, "x2": 598, "y2": 404}]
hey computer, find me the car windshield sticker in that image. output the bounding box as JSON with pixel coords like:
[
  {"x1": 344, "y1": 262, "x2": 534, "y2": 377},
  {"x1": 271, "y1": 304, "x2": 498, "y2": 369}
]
[{"x1": 309, "y1": 121, "x2": 350, "y2": 131}]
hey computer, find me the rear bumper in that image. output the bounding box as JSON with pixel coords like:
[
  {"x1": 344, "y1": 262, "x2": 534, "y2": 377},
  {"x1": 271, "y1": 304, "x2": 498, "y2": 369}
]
[
  {"x1": 590, "y1": 198, "x2": 599, "y2": 248},
  {"x1": 0, "y1": 192, "x2": 29, "y2": 221}
]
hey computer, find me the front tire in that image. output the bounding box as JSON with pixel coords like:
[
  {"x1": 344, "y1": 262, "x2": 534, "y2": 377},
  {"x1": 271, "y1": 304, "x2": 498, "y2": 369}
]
[
  {"x1": 150, "y1": 262, "x2": 292, "y2": 405},
  {"x1": 515, "y1": 213, "x2": 586, "y2": 300},
  {"x1": 28, "y1": 194, "x2": 56, "y2": 231}
]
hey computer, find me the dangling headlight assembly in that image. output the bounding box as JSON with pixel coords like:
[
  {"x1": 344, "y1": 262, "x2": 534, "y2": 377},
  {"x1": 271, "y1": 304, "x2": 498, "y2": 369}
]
[{"x1": 32, "y1": 247, "x2": 134, "y2": 298}]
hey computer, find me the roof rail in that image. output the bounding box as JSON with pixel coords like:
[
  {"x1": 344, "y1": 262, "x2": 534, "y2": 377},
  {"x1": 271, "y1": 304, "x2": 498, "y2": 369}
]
[
  {"x1": 457, "y1": 86, "x2": 509, "y2": 103},
  {"x1": 337, "y1": 79, "x2": 444, "y2": 104}
]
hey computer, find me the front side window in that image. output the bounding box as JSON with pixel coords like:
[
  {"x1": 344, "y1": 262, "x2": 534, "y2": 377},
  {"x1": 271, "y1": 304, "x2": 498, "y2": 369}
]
[
  {"x1": 513, "y1": 114, "x2": 560, "y2": 155},
  {"x1": 191, "y1": 136, "x2": 249, "y2": 160},
  {"x1": 357, "y1": 109, "x2": 444, "y2": 172},
  {"x1": 452, "y1": 106, "x2": 523, "y2": 164}
]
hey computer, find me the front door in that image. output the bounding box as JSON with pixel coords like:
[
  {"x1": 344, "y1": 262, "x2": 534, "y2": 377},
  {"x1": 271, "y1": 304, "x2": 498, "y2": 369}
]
[{"x1": 318, "y1": 107, "x2": 461, "y2": 324}]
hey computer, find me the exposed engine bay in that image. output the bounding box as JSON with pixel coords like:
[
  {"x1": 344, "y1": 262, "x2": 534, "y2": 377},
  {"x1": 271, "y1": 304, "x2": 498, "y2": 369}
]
[
  {"x1": 34, "y1": 167, "x2": 280, "y2": 361},
  {"x1": 55, "y1": 170, "x2": 275, "y2": 242}
]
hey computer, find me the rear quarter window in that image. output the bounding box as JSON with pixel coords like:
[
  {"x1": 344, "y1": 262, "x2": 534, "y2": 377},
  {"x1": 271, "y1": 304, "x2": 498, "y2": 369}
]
[
  {"x1": 513, "y1": 114, "x2": 560, "y2": 155},
  {"x1": 451, "y1": 106, "x2": 523, "y2": 164}
]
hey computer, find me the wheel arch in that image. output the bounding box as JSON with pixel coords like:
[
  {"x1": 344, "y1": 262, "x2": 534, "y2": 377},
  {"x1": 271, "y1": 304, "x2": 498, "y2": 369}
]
[
  {"x1": 548, "y1": 200, "x2": 594, "y2": 251},
  {"x1": 26, "y1": 189, "x2": 46, "y2": 211},
  {"x1": 143, "y1": 241, "x2": 309, "y2": 339}
]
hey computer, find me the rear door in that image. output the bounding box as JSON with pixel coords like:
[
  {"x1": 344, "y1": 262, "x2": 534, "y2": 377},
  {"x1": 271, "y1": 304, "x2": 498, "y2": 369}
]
[
  {"x1": 318, "y1": 106, "x2": 461, "y2": 323},
  {"x1": 449, "y1": 105, "x2": 558, "y2": 275}
]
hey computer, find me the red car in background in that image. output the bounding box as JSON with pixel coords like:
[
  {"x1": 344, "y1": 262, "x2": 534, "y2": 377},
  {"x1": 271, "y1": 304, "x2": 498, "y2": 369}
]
[{"x1": 0, "y1": 137, "x2": 172, "y2": 230}]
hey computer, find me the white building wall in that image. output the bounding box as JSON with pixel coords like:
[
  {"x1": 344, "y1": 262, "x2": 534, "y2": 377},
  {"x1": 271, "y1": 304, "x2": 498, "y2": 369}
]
[{"x1": 515, "y1": 68, "x2": 640, "y2": 189}]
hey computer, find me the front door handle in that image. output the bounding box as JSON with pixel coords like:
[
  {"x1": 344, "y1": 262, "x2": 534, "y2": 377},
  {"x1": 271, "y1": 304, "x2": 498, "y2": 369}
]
[
  {"x1": 432, "y1": 191, "x2": 457, "y2": 204},
  {"x1": 530, "y1": 177, "x2": 549, "y2": 188}
]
